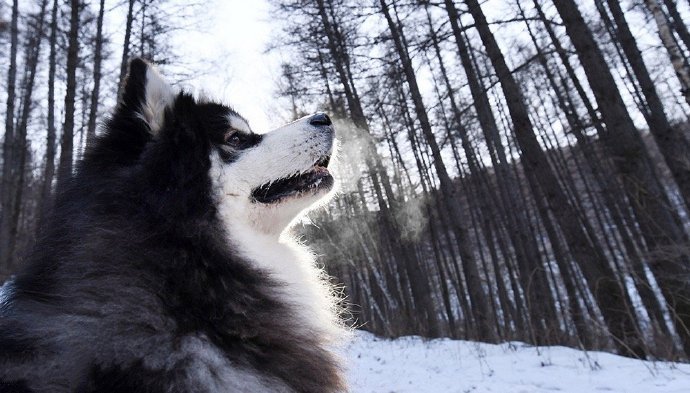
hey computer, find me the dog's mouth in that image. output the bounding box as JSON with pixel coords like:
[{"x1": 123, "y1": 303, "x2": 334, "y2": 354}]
[{"x1": 251, "y1": 155, "x2": 333, "y2": 204}]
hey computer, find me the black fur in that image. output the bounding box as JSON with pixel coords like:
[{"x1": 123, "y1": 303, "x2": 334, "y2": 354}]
[
  {"x1": 0, "y1": 379, "x2": 32, "y2": 393},
  {"x1": 77, "y1": 362, "x2": 171, "y2": 393},
  {"x1": 0, "y1": 59, "x2": 344, "y2": 392}
]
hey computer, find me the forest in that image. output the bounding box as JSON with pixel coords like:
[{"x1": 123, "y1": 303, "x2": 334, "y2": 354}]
[{"x1": 2, "y1": 0, "x2": 690, "y2": 363}]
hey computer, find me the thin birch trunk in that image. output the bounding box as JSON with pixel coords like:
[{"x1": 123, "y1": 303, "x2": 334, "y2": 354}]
[{"x1": 645, "y1": 0, "x2": 690, "y2": 107}]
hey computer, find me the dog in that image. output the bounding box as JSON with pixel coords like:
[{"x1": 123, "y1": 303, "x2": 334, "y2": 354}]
[{"x1": 0, "y1": 58, "x2": 346, "y2": 392}]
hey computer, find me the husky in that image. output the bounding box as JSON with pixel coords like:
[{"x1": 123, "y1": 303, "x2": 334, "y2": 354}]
[{"x1": 0, "y1": 59, "x2": 346, "y2": 393}]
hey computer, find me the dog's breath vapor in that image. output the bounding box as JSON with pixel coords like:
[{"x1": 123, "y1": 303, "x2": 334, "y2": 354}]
[{"x1": 0, "y1": 58, "x2": 347, "y2": 393}]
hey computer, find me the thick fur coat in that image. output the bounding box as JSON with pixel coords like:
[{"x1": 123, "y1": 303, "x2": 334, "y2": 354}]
[{"x1": 0, "y1": 59, "x2": 346, "y2": 393}]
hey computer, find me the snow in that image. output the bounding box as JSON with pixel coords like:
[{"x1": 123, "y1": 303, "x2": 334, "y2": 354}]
[{"x1": 344, "y1": 331, "x2": 690, "y2": 393}]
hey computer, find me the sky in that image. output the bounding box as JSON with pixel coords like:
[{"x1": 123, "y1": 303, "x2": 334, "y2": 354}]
[
  {"x1": 169, "y1": 0, "x2": 286, "y2": 133},
  {"x1": 104, "y1": 0, "x2": 286, "y2": 133}
]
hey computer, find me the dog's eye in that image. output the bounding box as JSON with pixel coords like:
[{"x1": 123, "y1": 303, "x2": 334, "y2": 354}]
[
  {"x1": 225, "y1": 132, "x2": 244, "y2": 148},
  {"x1": 222, "y1": 130, "x2": 261, "y2": 152},
  {"x1": 228, "y1": 135, "x2": 241, "y2": 145}
]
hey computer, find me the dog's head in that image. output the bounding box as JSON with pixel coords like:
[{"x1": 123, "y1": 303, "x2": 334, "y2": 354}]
[{"x1": 98, "y1": 58, "x2": 336, "y2": 236}]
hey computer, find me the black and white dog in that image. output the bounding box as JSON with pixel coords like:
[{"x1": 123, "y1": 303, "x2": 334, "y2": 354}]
[{"x1": 0, "y1": 59, "x2": 346, "y2": 392}]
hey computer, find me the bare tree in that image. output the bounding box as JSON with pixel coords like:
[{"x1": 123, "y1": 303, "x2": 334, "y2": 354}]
[
  {"x1": 38, "y1": 0, "x2": 60, "y2": 224},
  {"x1": 466, "y1": 0, "x2": 645, "y2": 357},
  {"x1": 86, "y1": 0, "x2": 105, "y2": 146},
  {"x1": 56, "y1": 0, "x2": 82, "y2": 191},
  {"x1": 381, "y1": 0, "x2": 496, "y2": 342},
  {"x1": 118, "y1": 0, "x2": 136, "y2": 91},
  {"x1": 644, "y1": 0, "x2": 690, "y2": 107},
  {"x1": 600, "y1": 0, "x2": 690, "y2": 214},
  {"x1": 0, "y1": 0, "x2": 20, "y2": 276},
  {"x1": 554, "y1": 0, "x2": 690, "y2": 357}
]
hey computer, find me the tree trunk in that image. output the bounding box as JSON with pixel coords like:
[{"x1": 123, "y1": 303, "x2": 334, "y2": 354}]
[
  {"x1": 7, "y1": 0, "x2": 49, "y2": 272},
  {"x1": 57, "y1": 0, "x2": 81, "y2": 192},
  {"x1": 514, "y1": 1, "x2": 596, "y2": 347},
  {"x1": 427, "y1": 3, "x2": 557, "y2": 342},
  {"x1": 316, "y1": 0, "x2": 443, "y2": 336},
  {"x1": 443, "y1": 0, "x2": 559, "y2": 336},
  {"x1": 610, "y1": 0, "x2": 690, "y2": 208},
  {"x1": 663, "y1": 0, "x2": 690, "y2": 64},
  {"x1": 553, "y1": 0, "x2": 690, "y2": 357},
  {"x1": 86, "y1": 0, "x2": 105, "y2": 146},
  {"x1": 381, "y1": 0, "x2": 496, "y2": 342},
  {"x1": 0, "y1": 0, "x2": 20, "y2": 277},
  {"x1": 645, "y1": 0, "x2": 690, "y2": 107},
  {"x1": 465, "y1": 0, "x2": 645, "y2": 357},
  {"x1": 118, "y1": 0, "x2": 136, "y2": 93},
  {"x1": 38, "y1": 0, "x2": 60, "y2": 225}
]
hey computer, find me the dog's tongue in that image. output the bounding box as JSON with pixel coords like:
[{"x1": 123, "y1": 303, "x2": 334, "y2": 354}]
[{"x1": 312, "y1": 166, "x2": 329, "y2": 174}]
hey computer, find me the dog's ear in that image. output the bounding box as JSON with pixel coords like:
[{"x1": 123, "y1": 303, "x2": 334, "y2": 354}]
[{"x1": 117, "y1": 58, "x2": 175, "y2": 134}]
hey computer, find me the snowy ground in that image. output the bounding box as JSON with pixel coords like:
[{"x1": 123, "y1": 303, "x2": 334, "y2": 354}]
[{"x1": 344, "y1": 331, "x2": 690, "y2": 393}]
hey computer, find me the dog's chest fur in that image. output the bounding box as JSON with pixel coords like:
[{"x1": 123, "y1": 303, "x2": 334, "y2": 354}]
[{"x1": 0, "y1": 218, "x2": 344, "y2": 393}]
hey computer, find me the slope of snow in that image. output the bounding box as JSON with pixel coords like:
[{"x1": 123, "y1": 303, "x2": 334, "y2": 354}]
[{"x1": 345, "y1": 331, "x2": 690, "y2": 393}]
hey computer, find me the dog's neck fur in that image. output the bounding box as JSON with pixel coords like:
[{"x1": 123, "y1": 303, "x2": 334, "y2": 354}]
[{"x1": 220, "y1": 215, "x2": 341, "y2": 341}]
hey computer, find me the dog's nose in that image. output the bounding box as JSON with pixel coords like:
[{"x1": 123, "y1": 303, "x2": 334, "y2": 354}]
[{"x1": 309, "y1": 113, "x2": 332, "y2": 127}]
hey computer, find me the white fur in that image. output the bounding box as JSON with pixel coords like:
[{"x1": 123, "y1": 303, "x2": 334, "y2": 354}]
[
  {"x1": 228, "y1": 113, "x2": 251, "y2": 133},
  {"x1": 140, "y1": 66, "x2": 175, "y2": 134},
  {"x1": 210, "y1": 115, "x2": 341, "y2": 339},
  {"x1": 0, "y1": 280, "x2": 12, "y2": 308},
  {"x1": 178, "y1": 335, "x2": 291, "y2": 392}
]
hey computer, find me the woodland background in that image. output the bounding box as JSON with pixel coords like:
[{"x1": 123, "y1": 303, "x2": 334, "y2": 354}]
[{"x1": 2, "y1": 0, "x2": 690, "y2": 363}]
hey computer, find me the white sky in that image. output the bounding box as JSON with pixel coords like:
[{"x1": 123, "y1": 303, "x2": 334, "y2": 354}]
[
  {"x1": 170, "y1": 0, "x2": 286, "y2": 133},
  {"x1": 104, "y1": 0, "x2": 286, "y2": 133}
]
